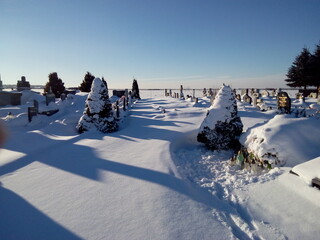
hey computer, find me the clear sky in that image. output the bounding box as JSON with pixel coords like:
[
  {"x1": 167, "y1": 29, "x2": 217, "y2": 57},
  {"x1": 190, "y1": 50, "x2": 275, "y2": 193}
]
[{"x1": 1, "y1": 0, "x2": 320, "y2": 89}]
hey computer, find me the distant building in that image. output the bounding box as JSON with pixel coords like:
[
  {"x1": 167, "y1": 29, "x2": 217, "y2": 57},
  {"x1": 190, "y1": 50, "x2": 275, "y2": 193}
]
[{"x1": 17, "y1": 76, "x2": 31, "y2": 91}]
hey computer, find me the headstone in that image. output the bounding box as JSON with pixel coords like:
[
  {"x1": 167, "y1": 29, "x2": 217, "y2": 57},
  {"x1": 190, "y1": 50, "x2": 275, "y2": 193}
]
[
  {"x1": 277, "y1": 92, "x2": 291, "y2": 114},
  {"x1": 0, "y1": 76, "x2": 3, "y2": 91},
  {"x1": 242, "y1": 94, "x2": 252, "y2": 104},
  {"x1": 261, "y1": 90, "x2": 269, "y2": 97},
  {"x1": 17, "y1": 76, "x2": 31, "y2": 91},
  {"x1": 33, "y1": 100, "x2": 39, "y2": 110},
  {"x1": 46, "y1": 93, "x2": 55, "y2": 106},
  {"x1": 123, "y1": 97, "x2": 126, "y2": 111},
  {"x1": 60, "y1": 93, "x2": 66, "y2": 101},
  {"x1": 270, "y1": 89, "x2": 276, "y2": 97},
  {"x1": 180, "y1": 85, "x2": 184, "y2": 99},
  {"x1": 252, "y1": 95, "x2": 257, "y2": 107},
  {"x1": 28, "y1": 107, "x2": 38, "y2": 122},
  {"x1": 203, "y1": 88, "x2": 207, "y2": 96},
  {"x1": 241, "y1": 89, "x2": 248, "y2": 95}
]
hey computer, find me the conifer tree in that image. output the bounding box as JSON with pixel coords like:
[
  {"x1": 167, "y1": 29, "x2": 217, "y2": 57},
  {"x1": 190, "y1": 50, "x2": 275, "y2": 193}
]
[
  {"x1": 44, "y1": 72, "x2": 65, "y2": 98},
  {"x1": 285, "y1": 48, "x2": 312, "y2": 89},
  {"x1": 310, "y1": 44, "x2": 320, "y2": 97},
  {"x1": 77, "y1": 78, "x2": 118, "y2": 133},
  {"x1": 79, "y1": 72, "x2": 95, "y2": 92},
  {"x1": 197, "y1": 85, "x2": 243, "y2": 150},
  {"x1": 132, "y1": 79, "x2": 141, "y2": 99}
]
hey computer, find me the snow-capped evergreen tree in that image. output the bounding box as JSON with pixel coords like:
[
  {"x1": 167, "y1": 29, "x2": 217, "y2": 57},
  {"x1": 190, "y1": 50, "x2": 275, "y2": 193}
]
[
  {"x1": 197, "y1": 85, "x2": 243, "y2": 150},
  {"x1": 77, "y1": 78, "x2": 118, "y2": 133},
  {"x1": 132, "y1": 79, "x2": 141, "y2": 100}
]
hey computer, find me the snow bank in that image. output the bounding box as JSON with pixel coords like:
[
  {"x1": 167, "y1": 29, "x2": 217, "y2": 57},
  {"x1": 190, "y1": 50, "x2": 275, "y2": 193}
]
[
  {"x1": 240, "y1": 114, "x2": 320, "y2": 167},
  {"x1": 291, "y1": 156, "x2": 320, "y2": 185}
]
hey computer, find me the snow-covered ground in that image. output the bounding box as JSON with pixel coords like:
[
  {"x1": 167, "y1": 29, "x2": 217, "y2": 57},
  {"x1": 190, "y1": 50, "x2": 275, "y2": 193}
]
[{"x1": 0, "y1": 90, "x2": 319, "y2": 240}]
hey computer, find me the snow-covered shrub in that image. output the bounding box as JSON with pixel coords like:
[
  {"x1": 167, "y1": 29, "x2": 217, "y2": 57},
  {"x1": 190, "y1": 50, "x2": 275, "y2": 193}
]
[
  {"x1": 197, "y1": 85, "x2": 243, "y2": 150},
  {"x1": 240, "y1": 114, "x2": 320, "y2": 167},
  {"x1": 77, "y1": 78, "x2": 118, "y2": 133}
]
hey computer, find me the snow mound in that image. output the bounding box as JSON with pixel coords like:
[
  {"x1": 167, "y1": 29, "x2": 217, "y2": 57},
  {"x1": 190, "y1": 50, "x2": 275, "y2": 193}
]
[{"x1": 240, "y1": 114, "x2": 320, "y2": 167}]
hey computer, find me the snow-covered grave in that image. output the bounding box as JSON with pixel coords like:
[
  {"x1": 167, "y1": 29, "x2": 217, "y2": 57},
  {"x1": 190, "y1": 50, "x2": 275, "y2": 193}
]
[
  {"x1": 0, "y1": 88, "x2": 319, "y2": 240},
  {"x1": 291, "y1": 156, "x2": 320, "y2": 188}
]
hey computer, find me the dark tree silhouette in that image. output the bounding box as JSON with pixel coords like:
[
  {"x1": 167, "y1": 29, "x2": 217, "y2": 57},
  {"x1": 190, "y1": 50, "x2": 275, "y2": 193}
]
[
  {"x1": 79, "y1": 72, "x2": 95, "y2": 92},
  {"x1": 309, "y1": 44, "x2": 320, "y2": 97},
  {"x1": 285, "y1": 48, "x2": 312, "y2": 90},
  {"x1": 44, "y1": 72, "x2": 65, "y2": 98},
  {"x1": 132, "y1": 79, "x2": 141, "y2": 100}
]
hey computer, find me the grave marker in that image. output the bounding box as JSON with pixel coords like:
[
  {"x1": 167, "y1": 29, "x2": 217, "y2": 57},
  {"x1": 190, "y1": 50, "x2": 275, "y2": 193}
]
[
  {"x1": 242, "y1": 94, "x2": 252, "y2": 104},
  {"x1": 46, "y1": 93, "x2": 55, "y2": 106},
  {"x1": 277, "y1": 92, "x2": 291, "y2": 114},
  {"x1": 28, "y1": 107, "x2": 38, "y2": 122}
]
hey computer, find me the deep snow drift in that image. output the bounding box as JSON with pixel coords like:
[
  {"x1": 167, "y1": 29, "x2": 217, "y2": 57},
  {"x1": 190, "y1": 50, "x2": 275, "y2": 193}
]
[{"x1": 0, "y1": 90, "x2": 319, "y2": 240}]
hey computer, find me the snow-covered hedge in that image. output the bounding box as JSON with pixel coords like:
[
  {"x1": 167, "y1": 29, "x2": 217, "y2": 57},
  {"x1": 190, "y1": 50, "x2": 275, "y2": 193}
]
[{"x1": 197, "y1": 85, "x2": 243, "y2": 150}]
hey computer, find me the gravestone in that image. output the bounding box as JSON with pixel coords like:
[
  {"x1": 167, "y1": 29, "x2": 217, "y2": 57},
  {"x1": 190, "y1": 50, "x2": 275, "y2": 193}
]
[
  {"x1": 60, "y1": 93, "x2": 66, "y2": 101},
  {"x1": 252, "y1": 95, "x2": 257, "y2": 107},
  {"x1": 203, "y1": 88, "x2": 207, "y2": 96},
  {"x1": 242, "y1": 94, "x2": 252, "y2": 104},
  {"x1": 261, "y1": 90, "x2": 269, "y2": 97},
  {"x1": 33, "y1": 100, "x2": 39, "y2": 110},
  {"x1": 241, "y1": 89, "x2": 248, "y2": 96},
  {"x1": 180, "y1": 85, "x2": 184, "y2": 99},
  {"x1": 0, "y1": 77, "x2": 3, "y2": 91},
  {"x1": 28, "y1": 107, "x2": 38, "y2": 122},
  {"x1": 46, "y1": 93, "x2": 55, "y2": 106},
  {"x1": 277, "y1": 92, "x2": 291, "y2": 114},
  {"x1": 17, "y1": 76, "x2": 31, "y2": 91}
]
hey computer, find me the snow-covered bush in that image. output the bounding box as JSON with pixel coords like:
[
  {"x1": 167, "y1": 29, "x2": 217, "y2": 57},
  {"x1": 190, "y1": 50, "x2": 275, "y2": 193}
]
[
  {"x1": 240, "y1": 114, "x2": 320, "y2": 167},
  {"x1": 77, "y1": 78, "x2": 118, "y2": 133},
  {"x1": 197, "y1": 85, "x2": 243, "y2": 150}
]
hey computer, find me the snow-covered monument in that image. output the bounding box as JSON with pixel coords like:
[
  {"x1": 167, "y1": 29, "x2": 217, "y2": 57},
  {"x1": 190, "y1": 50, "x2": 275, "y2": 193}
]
[
  {"x1": 197, "y1": 84, "x2": 243, "y2": 150},
  {"x1": 77, "y1": 78, "x2": 118, "y2": 133}
]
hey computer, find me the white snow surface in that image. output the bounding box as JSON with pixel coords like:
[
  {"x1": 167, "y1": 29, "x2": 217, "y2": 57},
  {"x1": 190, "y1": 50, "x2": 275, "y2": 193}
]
[{"x1": 0, "y1": 90, "x2": 320, "y2": 240}]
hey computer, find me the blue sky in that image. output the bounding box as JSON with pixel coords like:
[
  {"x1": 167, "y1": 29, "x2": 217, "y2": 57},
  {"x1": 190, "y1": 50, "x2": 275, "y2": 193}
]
[{"x1": 1, "y1": 0, "x2": 320, "y2": 89}]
